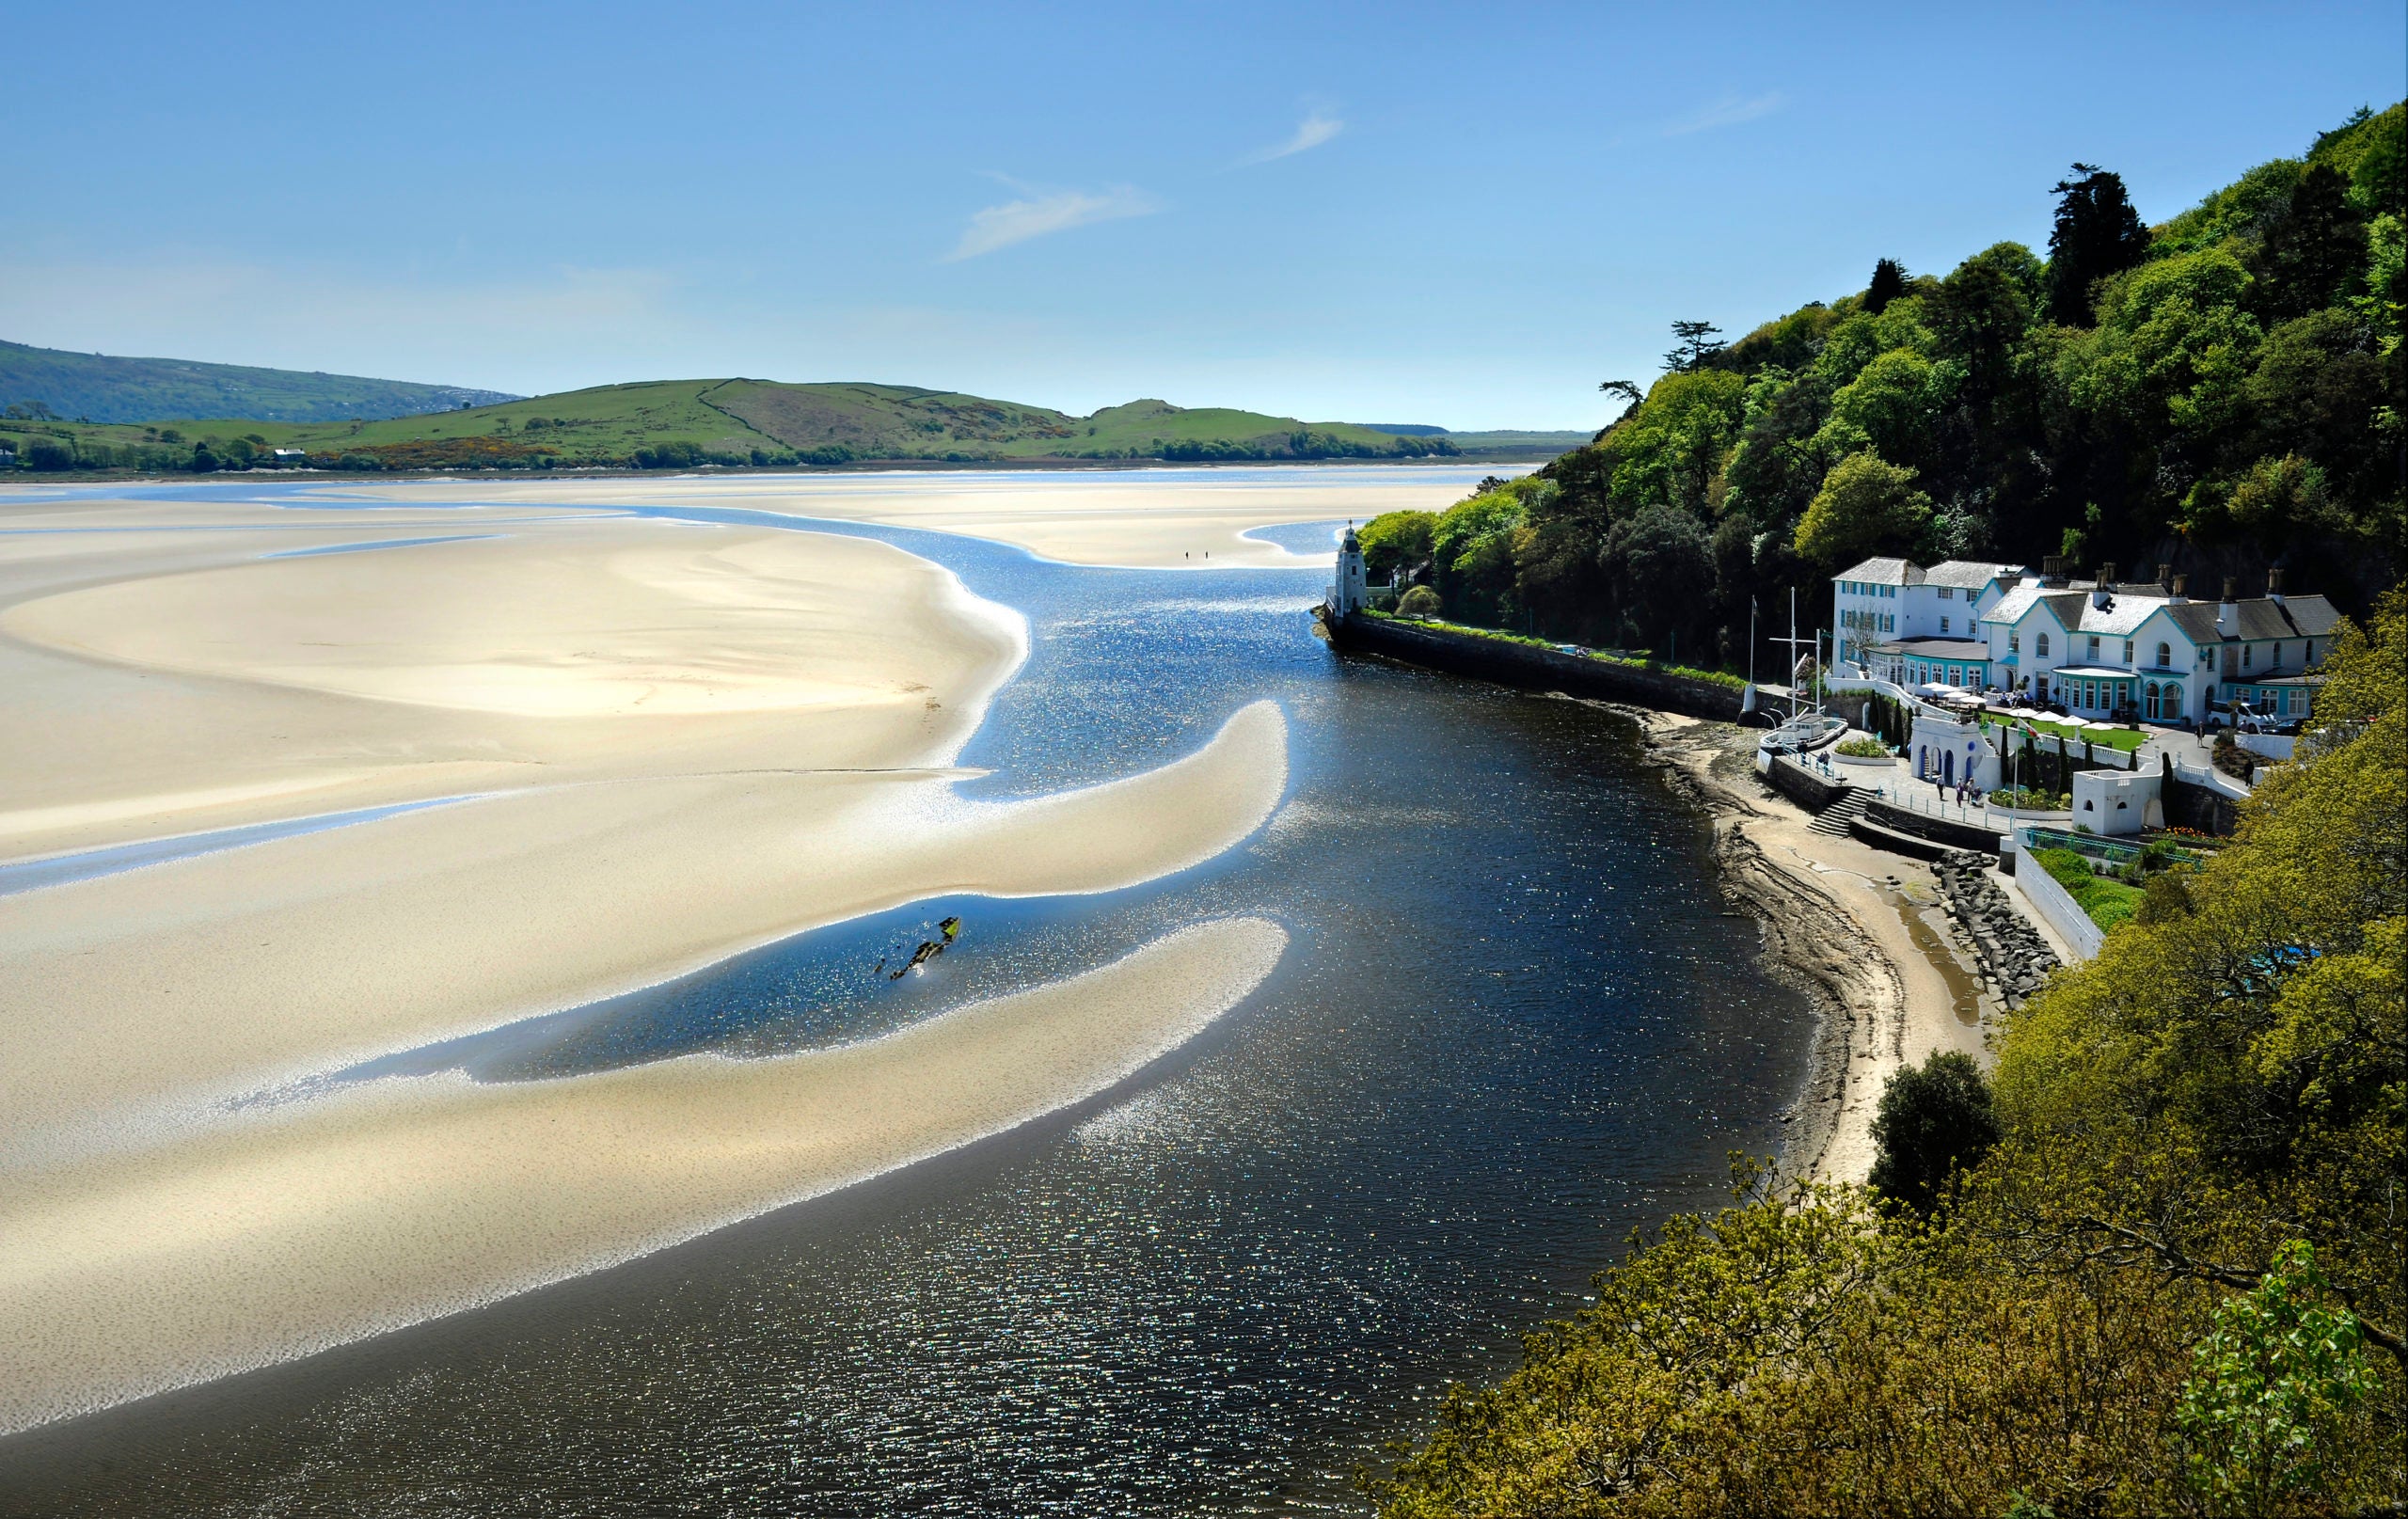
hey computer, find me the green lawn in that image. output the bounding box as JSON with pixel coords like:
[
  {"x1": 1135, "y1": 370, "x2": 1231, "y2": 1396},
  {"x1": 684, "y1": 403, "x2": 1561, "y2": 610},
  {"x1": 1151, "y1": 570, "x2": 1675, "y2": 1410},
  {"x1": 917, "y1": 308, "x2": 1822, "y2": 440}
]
[{"x1": 1987, "y1": 715, "x2": 2147, "y2": 752}]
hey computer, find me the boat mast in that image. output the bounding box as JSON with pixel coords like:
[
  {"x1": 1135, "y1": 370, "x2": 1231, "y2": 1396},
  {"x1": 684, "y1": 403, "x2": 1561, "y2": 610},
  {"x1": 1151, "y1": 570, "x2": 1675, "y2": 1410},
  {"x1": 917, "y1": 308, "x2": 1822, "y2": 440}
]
[{"x1": 1772, "y1": 587, "x2": 1817, "y2": 724}]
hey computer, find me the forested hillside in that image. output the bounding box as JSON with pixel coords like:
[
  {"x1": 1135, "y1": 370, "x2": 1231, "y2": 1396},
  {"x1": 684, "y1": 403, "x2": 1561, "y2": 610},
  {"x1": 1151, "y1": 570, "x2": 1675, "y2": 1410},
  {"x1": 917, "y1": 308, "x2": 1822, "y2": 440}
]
[
  {"x1": 0, "y1": 340, "x2": 516, "y2": 424},
  {"x1": 1362, "y1": 103, "x2": 2403, "y2": 644}
]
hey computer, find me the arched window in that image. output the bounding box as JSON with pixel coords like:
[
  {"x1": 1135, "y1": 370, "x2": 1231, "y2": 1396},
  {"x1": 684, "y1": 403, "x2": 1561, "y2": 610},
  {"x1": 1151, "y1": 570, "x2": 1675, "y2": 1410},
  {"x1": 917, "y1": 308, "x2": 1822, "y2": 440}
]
[
  {"x1": 2156, "y1": 641, "x2": 2171, "y2": 668},
  {"x1": 2036, "y1": 632, "x2": 2050, "y2": 657}
]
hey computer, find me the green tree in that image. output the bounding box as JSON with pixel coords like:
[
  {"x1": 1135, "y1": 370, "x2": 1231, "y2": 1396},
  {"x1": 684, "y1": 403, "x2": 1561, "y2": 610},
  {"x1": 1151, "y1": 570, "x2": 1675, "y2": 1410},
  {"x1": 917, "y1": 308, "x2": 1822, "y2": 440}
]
[
  {"x1": 2046, "y1": 164, "x2": 2152, "y2": 325},
  {"x1": 1868, "y1": 1051, "x2": 2002, "y2": 1214},
  {"x1": 1357, "y1": 509, "x2": 1438, "y2": 582},
  {"x1": 1602, "y1": 502, "x2": 1712, "y2": 650},
  {"x1": 2252, "y1": 162, "x2": 2369, "y2": 321},
  {"x1": 1793, "y1": 451, "x2": 1934, "y2": 565},
  {"x1": 2176, "y1": 1242, "x2": 2378, "y2": 1511}
]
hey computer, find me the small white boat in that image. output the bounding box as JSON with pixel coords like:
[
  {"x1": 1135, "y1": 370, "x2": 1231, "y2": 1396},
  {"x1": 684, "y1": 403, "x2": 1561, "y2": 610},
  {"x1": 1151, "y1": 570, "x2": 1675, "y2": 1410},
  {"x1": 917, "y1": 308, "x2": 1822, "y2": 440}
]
[{"x1": 1757, "y1": 711, "x2": 1848, "y2": 756}]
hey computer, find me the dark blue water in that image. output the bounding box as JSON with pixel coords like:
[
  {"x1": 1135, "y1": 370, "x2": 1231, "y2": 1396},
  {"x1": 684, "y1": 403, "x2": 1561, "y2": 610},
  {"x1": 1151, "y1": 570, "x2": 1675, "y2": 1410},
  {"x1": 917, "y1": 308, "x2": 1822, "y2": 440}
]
[{"x1": 0, "y1": 477, "x2": 1814, "y2": 1517}]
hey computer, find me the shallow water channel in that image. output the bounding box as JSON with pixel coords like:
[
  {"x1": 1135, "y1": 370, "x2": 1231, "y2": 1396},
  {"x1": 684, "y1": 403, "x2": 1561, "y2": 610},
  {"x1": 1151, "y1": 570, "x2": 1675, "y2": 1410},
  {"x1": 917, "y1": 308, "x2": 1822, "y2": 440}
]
[{"x1": 0, "y1": 480, "x2": 1815, "y2": 1516}]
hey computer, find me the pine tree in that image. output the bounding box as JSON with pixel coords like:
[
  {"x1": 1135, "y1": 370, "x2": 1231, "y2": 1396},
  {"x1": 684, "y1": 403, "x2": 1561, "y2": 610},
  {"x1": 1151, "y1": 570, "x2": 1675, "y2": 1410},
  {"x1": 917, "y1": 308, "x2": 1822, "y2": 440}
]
[
  {"x1": 2045, "y1": 164, "x2": 2151, "y2": 325},
  {"x1": 1661, "y1": 320, "x2": 1727, "y2": 372},
  {"x1": 1865, "y1": 257, "x2": 1908, "y2": 314}
]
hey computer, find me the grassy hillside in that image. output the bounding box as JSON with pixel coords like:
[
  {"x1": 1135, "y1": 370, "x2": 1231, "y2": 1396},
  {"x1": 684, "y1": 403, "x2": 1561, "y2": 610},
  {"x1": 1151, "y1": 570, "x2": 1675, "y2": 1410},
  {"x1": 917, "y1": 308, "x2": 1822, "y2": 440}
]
[
  {"x1": 0, "y1": 340, "x2": 516, "y2": 424},
  {"x1": 4, "y1": 376, "x2": 1578, "y2": 474}
]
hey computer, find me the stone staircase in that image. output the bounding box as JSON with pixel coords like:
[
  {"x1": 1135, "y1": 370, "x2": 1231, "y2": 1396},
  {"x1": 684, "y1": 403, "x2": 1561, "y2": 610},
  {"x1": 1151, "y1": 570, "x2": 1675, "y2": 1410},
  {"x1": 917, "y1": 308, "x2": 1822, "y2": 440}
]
[{"x1": 1809, "y1": 786, "x2": 1868, "y2": 839}]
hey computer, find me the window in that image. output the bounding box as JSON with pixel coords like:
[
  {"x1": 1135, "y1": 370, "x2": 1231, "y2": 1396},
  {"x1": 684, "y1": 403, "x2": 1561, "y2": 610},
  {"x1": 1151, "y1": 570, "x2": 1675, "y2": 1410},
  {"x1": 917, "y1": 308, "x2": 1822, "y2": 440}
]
[
  {"x1": 1941, "y1": 616, "x2": 1951, "y2": 633},
  {"x1": 2087, "y1": 635, "x2": 2100, "y2": 658},
  {"x1": 2009, "y1": 633, "x2": 2020, "y2": 653},
  {"x1": 2305, "y1": 640, "x2": 2315, "y2": 662},
  {"x1": 2243, "y1": 644, "x2": 2253, "y2": 669},
  {"x1": 2271, "y1": 641, "x2": 2282, "y2": 666},
  {"x1": 2156, "y1": 641, "x2": 2171, "y2": 668},
  {"x1": 2036, "y1": 633, "x2": 2050, "y2": 657},
  {"x1": 2122, "y1": 640, "x2": 2134, "y2": 662},
  {"x1": 1939, "y1": 587, "x2": 1955, "y2": 600}
]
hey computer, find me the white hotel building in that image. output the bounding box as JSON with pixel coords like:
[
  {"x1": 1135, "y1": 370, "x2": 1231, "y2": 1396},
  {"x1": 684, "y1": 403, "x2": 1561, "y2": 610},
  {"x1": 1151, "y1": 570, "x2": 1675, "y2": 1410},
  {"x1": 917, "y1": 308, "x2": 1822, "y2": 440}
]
[{"x1": 1832, "y1": 558, "x2": 2338, "y2": 728}]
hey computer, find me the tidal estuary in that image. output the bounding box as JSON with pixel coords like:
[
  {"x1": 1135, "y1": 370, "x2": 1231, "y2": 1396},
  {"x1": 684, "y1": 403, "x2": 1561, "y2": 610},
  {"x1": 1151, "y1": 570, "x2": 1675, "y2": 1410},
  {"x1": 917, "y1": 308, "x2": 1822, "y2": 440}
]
[{"x1": 0, "y1": 469, "x2": 1814, "y2": 1515}]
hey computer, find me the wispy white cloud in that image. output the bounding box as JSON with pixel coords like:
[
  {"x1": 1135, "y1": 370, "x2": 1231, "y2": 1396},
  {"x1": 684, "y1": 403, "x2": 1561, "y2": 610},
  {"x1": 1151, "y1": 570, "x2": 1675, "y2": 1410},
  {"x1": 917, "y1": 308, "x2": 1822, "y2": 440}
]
[
  {"x1": 1661, "y1": 91, "x2": 1786, "y2": 137},
  {"x1": 943, "y1": 185, "x2": 1162, "y2": 261},
  {"x1": 1240, "y1": 110, "x2": 1345, "y2": 166}
]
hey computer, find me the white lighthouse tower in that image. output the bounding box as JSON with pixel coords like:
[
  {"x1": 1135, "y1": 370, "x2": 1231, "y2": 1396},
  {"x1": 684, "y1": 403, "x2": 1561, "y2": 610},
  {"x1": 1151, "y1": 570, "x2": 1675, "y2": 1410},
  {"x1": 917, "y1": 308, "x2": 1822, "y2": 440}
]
[{"x1": 1326, "y1": 521, "x2": 1369, "y2": 617}]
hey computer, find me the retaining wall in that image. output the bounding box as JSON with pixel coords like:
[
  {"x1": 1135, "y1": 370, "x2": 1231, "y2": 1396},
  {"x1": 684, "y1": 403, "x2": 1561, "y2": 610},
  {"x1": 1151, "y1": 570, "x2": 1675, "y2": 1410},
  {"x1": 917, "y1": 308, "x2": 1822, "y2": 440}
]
[
  {"x1": 1862, "y1": 798, "x2": 2004, "y2": 854},
  {"x1": 1324, "y1": 612, "x2": 1747, "y2": 721},
  {"x1": 2004, "y1": 833, "x2": 2106, "y2": 960},
  {"x1": 1763, "y1": 753, "x2": 1851, "y2": 811}
]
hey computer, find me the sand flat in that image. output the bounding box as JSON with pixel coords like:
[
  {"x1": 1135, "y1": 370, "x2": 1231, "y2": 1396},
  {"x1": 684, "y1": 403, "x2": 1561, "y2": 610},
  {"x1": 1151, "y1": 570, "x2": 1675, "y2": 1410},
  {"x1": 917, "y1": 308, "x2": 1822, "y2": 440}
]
[
  {"x1": 0, "y1": 482, "x2": 1304, "y2": 1435},
  {"x1": 0, "y1": 703, "x2": 1287, "y2": 1150},
  {"x1": 337, "y1": 468, "x2": 1496, "y2": 567},
  {"x1": 0, "y1": 918, "x2": 1289, "y2": 1435},
  {"x1": 0, "y1": 513, "x2": 1022, "y2": 857}
]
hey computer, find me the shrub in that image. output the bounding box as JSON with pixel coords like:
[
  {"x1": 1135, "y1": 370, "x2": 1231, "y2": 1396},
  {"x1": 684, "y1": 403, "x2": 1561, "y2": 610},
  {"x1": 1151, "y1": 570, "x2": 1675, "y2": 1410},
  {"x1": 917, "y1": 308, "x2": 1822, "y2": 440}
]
[
  {"x1": 1868, "y1": 1051, "x2": 2001, "y2": 1213},
  {"x1": 1396, "y1": 585, "x2": 1443, "y2": 617},
  {"x1": 2036, "y1": 847, "x2": 2147, "y2": 930},
  {"x1": 1836, "y1": 736, "x2": 1892, "y2": 757}
]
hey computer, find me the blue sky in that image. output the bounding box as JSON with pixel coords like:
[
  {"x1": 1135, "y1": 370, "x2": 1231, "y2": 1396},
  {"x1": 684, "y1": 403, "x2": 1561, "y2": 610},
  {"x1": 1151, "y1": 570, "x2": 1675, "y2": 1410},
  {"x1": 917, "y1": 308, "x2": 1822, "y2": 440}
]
[{"x1": 5, "y1": 2, "x2": 2400, "y2": 429}]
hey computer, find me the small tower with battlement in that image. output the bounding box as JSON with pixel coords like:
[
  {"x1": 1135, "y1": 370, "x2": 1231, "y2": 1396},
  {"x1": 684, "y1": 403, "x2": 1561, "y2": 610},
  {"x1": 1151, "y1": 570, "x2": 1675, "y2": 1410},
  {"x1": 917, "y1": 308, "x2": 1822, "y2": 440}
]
[{"x1": 1327, "y1": 521, "x2": 1369, "y2": 617}]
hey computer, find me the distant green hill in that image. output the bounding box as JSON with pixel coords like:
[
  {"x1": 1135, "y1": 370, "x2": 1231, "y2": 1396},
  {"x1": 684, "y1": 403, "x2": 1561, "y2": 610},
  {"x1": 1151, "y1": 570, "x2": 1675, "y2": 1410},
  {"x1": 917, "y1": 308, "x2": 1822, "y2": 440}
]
[
  {"x1": 5, "y1": 375, "x2": 1580, "y2": 474},
  {"x1": 0, "y1": 340, "x2": 518, "y2": 424}
]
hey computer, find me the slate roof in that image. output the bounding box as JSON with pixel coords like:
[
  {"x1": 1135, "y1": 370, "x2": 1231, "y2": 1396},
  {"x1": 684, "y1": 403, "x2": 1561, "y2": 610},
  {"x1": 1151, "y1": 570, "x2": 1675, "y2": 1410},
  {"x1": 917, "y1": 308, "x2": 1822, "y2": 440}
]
[
  {"x1": 2158, "y1": 594, "x2": 2342, "y2": 642},
  {"x1": 1922, "y1": 560, "x2": 2027, "y2": 590},
  {"x1": 1836, "y1": 556, "x2": 1918, "y2": 585},
  {"x1": 1980, "y1": 584, "x2": 2052, "y2": 626}
]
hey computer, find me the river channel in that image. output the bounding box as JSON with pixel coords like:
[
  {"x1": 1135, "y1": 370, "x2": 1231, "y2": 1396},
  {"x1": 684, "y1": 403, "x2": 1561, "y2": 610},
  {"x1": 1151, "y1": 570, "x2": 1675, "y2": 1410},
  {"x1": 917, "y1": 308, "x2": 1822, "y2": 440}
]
[{"x1": 0, "y1": 469, "x2": 1814, "y2": 1516}]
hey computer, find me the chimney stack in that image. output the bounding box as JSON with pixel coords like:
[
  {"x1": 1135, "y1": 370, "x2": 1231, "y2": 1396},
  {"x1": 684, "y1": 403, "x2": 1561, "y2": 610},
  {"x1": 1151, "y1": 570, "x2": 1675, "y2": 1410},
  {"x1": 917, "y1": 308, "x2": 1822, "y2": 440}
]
[
  {"x1": 2170, "y1": 573, "x2": 2189, "y2": 600},
  {"x1": 2224, "y1": 576, "x2": 2239, "y2": 600},
  {"x1": 2040, "y1": 554, "x2": 2066, "y2": 581},
  {"x1": 2217, "y1": 578, "x2": 2240, "y2": 638},
  {"x1": 2098, "y1": 562, "x2": 2117, "y2": 586},
  {"x1": 2266, "y1": 566, "x2": 2285, "y2": 600},
  {"x1": 2156, "y1": 562, "x2": 2173, "y2": 587}
]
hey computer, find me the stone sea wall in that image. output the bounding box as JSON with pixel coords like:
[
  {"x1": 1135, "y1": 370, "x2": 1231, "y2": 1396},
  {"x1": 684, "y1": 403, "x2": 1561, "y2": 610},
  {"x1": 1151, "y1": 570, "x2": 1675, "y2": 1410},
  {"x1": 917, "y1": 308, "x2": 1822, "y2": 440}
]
[{"x1": 1323, "y1": 611, "x2": 1746, "y2": 722}]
